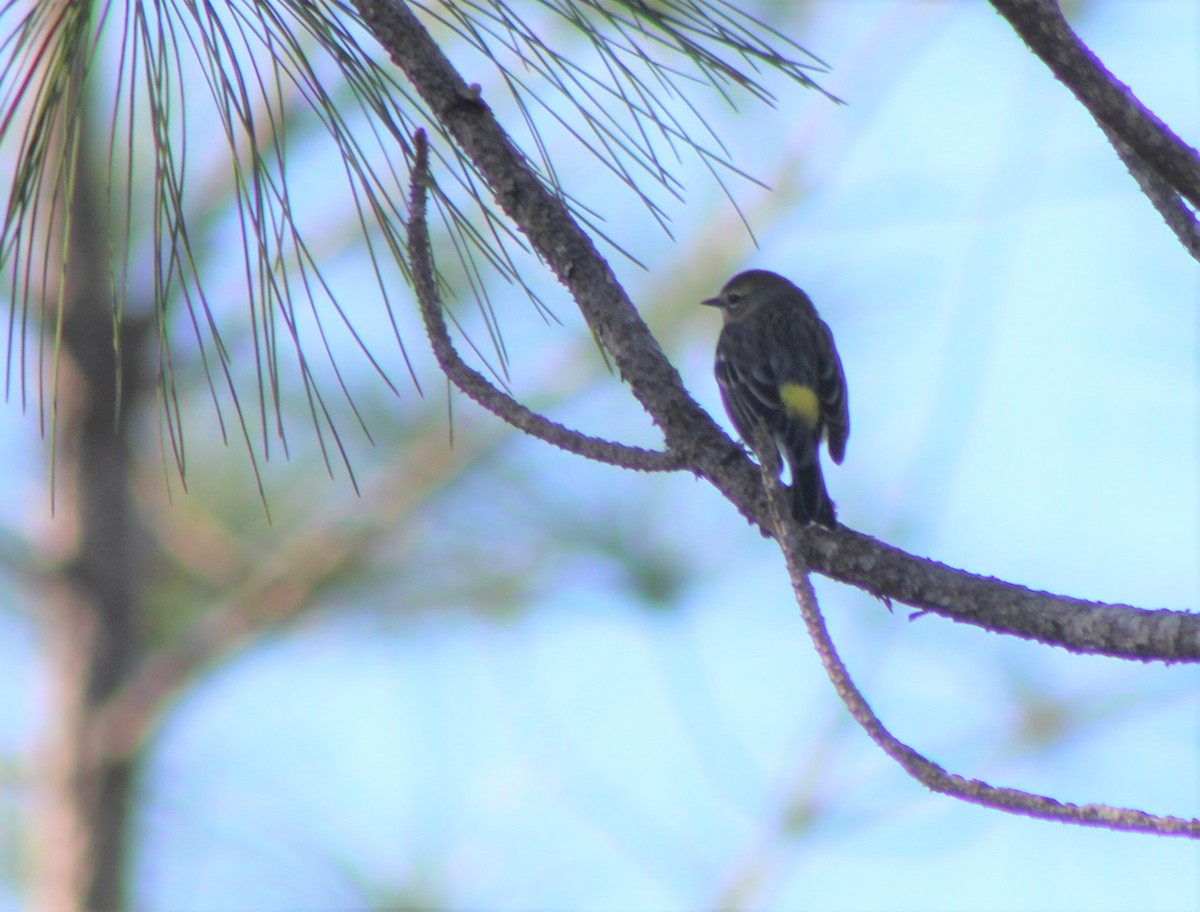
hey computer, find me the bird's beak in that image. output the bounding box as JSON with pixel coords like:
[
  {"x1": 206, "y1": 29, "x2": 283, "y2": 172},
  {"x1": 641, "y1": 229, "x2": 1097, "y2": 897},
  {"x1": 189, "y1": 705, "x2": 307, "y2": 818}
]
[{"x1": 700, "y1": 295, "x2": 722, "y2": 308}]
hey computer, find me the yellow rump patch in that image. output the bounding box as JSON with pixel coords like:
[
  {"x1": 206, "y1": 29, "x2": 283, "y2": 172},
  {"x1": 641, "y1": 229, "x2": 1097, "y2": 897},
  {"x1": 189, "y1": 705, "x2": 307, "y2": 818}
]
[{"x1": 779, "y1": 383, "x2": 820, "y2": 428}]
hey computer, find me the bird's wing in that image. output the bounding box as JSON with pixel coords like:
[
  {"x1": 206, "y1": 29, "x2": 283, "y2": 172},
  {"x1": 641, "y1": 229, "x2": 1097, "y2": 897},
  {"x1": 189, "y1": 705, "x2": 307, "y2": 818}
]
[
  {"x1": 715, "y1": 335, "x2": 784, "y2": 446},
  {"x1": 815, "y1": 319, "x2": 849, "y2": 464}
]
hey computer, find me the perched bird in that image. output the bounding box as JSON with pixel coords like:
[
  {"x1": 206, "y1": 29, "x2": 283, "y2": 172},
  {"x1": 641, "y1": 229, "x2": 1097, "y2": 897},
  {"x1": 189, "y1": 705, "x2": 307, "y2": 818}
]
[{"x1": 702, "y1": 270, "x2": 849, "y2": 528}]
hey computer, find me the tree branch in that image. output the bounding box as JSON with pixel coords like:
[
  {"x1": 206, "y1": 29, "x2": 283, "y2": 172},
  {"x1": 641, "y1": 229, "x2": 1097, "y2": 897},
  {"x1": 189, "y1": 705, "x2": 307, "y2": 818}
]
[
  {"x1": 350, "y1": 1, "x2": 727, "y2": 456},
  {"x1": 407, "y1": 130, "x2": 683, "y2": 472},
  {"x1": 989, "y1": 0, "x2": 1200, "y2": 213},
  {"x1": 808, "y1": 527, "x2": 1200, "y2": 663},
  {"x1": 1105, "y1": 129, "x2": 1200, "y2": 261},
  {"x1": 84, "y1": 424, "x2": 502, "y2": 762},
  {"x1": 766, "y1": 482, "x2": 1200, "y2": 838},
  {"x1": 350, "y1": 0, "x2": 1200, "y2": 664}
]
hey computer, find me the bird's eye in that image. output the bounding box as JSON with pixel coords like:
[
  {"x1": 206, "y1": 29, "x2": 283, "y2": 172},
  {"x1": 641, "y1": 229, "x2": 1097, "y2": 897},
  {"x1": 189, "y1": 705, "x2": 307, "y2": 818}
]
[{"x1": 727, "y1": 293, "x2": 743, "y2": 306}]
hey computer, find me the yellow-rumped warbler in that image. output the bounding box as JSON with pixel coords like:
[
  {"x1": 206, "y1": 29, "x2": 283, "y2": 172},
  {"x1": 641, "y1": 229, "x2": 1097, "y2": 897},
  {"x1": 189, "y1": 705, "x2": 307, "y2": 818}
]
[{"x1": 703, "y1": 270, "x2": 849, "y2": 528}]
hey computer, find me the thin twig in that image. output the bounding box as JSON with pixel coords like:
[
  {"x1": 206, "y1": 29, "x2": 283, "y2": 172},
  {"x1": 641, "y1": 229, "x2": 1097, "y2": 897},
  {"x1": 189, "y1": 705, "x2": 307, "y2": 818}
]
[
  {"x1": 406, "y1": 130, "x2": 683, "y2": 472},
  {"x1": 768, "y1": 485, "x2": 1200, "y2": 838}
]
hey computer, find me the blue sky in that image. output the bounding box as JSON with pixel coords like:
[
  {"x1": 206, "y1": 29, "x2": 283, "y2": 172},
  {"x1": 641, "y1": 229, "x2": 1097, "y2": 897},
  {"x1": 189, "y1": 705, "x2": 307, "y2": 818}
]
[{"x1": 1, "y1": 1, "x2": 1198, "y2": 910}]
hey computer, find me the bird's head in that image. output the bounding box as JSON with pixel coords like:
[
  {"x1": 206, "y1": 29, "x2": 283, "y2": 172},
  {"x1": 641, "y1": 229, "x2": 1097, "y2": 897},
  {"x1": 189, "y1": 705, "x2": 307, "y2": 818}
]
[{"x1": 701, "y1": 269, "x2": 808, "y2": 323}]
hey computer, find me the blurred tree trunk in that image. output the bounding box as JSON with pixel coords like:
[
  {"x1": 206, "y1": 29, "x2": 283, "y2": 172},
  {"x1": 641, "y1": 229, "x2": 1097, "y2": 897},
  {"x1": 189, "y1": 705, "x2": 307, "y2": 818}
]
[{"x1": 31, "y1": 56, "x2": 151, "y2": 912}]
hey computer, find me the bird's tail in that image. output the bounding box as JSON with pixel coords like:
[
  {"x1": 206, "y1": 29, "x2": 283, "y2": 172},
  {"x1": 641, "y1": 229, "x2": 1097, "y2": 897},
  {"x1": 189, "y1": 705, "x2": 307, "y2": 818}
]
[{"x1": 790, "y1": 458, "x2": 836, "y2": 528}]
